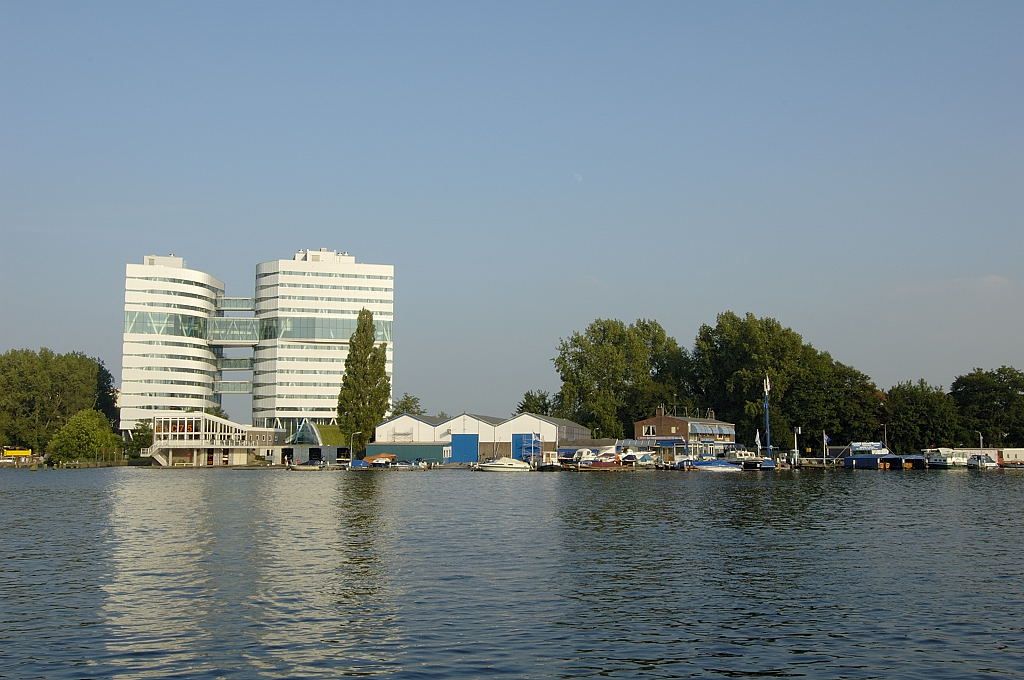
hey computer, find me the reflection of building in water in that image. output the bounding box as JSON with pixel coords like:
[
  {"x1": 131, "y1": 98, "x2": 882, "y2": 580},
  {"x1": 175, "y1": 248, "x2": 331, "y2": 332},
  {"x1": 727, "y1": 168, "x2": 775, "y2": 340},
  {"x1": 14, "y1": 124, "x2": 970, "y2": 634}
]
[
  {"x1": 249, "y1": 472, "x2": 403, "y2": 673},
  {"x1": 99, "y1": 473, "x2": 221, "y2": 676}
]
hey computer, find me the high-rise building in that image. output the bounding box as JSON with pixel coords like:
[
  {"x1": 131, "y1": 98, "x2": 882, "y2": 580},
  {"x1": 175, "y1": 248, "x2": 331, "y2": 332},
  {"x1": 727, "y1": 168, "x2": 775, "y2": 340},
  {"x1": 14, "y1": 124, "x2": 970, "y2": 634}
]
[
  {"x1": 119, "y1": 249, "x2": 394, "y2": 434},
  {"x1": 253, "y1": 249, "x2": 394, "y2": 429}
]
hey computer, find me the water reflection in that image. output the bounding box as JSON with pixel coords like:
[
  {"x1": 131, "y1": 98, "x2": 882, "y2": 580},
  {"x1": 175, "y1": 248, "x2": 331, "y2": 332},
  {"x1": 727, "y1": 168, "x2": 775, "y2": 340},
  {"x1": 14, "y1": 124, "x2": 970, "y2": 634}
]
[
  {"x1": 99, "y1": 470, "x2": 221, "y2": 677},
  {"x1": 0, "y1": 469, "x2": 121, "y2": 679},
  {"x1": 3, "y1": 468, "x2": 1024, "y2": 679}
]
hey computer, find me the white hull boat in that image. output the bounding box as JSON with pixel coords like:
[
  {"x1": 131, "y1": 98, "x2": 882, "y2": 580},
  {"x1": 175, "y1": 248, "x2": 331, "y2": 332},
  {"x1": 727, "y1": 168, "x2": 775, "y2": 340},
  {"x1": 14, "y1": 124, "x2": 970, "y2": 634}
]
[
  {"x1": 477, "y1": 457, "x2": 532, "y2": 472},
  {"x1": 967, "y1": 454, "x2": 998, "y2": 469},
  {"x1": 691, "y1": 459, "x2": 742, "y2": 473},
  {"x1": 924, "y1": 448, "x2": 968, "y2": 468}
]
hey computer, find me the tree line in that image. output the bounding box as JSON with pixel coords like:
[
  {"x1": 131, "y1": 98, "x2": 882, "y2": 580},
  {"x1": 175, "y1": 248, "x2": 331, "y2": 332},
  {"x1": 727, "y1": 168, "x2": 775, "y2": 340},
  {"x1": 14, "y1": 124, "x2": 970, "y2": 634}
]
[
  {"x1": 517, "y1": 312, "x2": 1024, "y2": 453},
  {"x1": 0, "y1": 348, "x2": 123, "y2": 462}
]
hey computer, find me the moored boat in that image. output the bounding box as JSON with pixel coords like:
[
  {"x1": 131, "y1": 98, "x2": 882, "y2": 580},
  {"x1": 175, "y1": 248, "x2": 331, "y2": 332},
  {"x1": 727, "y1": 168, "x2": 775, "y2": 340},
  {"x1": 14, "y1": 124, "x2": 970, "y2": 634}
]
[
  {"x1": 477, "y1": 456, "x2": 532, "y2": 472},
  {"x1": 535, "y1": 461, "x2": 563, "y2": 472},
  {"x1": 691, "y1": 458, "x2": 742, "y2": 473},
  {"x1": 288, "y1": 460, "x2": 324, "y2": 471},
  {"x1": 967, "y1": 454, "x2": 998, "y2": 469},
  {"x1": 924, "y1": 448, "x2": 968, "y2": 469},
  {"x1": 844, "y1": 442, "x2": 927, "y2": 470},
  {"x1": 619, "y1": 452, "x2": 655, "y2": 468}
]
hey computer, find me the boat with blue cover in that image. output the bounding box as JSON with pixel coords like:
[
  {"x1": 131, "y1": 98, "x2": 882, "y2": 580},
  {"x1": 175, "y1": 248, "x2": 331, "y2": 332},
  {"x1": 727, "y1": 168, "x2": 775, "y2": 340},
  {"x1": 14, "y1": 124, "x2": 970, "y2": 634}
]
[{"x1": 843, "y1": 442, "x2": 927, "y2": 470}]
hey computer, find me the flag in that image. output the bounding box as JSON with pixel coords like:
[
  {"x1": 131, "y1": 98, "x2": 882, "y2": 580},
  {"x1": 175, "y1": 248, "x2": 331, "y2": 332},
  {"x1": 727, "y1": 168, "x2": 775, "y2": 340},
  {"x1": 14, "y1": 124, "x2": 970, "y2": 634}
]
[
  {"x1": 755, "y1": 429, "x2": 762, "y2": 451},
  {"x1": 763, "y1": 374, "x2": 771, "y2": 394},
  {"x1": 823, "y1": 431, "x2": 830, "y2": 445}
]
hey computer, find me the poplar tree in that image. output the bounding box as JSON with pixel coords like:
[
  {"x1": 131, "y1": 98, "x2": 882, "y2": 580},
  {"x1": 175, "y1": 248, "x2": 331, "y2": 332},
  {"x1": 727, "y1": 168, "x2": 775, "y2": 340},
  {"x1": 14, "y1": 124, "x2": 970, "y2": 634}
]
[{"x1": 337, "y1": 309, "x2": 390, "y2": 455}]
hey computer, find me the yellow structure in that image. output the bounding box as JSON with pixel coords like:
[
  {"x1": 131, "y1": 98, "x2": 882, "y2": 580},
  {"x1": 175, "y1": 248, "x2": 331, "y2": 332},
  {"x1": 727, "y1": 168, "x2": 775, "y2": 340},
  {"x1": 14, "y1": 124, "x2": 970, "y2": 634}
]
[{"x1": 2, "y1": 447, "x2": 33, "y2": 457}]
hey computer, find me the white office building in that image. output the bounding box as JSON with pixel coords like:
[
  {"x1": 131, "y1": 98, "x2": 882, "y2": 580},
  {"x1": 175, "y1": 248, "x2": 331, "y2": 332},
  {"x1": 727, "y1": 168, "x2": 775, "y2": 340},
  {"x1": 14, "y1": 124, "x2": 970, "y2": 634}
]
[
  {"x1": 120, "y1": 255, "x2": 225, "y2": 429},
  {"x1": 119, "y1": 249, "x2": 394, "y2": 435}
]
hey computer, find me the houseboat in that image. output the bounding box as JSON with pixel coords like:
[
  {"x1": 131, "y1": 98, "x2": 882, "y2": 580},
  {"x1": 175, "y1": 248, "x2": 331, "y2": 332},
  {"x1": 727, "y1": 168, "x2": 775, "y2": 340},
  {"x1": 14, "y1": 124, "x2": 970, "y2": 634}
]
[{"x1": 924, "y1": 448, "x2": 969, "y2": 469}]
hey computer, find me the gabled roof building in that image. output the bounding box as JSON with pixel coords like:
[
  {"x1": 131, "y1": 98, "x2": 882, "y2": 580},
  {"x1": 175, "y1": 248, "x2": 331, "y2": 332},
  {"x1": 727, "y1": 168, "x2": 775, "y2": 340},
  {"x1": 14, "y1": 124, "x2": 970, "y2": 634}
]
[{"x1": 634, "y1": 406, "x2": 736, "y2": 457}]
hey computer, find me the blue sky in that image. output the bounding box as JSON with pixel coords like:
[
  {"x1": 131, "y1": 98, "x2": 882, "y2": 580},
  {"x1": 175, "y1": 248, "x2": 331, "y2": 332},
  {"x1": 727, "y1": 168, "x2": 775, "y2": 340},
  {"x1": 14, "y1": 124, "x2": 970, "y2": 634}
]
[{"x1": 2, "y1": 1, "x2": 1022, "y2": 419}]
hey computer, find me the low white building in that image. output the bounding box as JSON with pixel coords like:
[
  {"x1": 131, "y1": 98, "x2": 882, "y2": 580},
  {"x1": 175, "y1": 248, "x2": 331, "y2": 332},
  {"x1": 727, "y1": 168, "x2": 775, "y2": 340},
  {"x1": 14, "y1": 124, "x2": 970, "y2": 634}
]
[
  {"x1": 372, "y1": 412, "x2": 591, "y2": 463},
  {"x1": 145, "y1": 411, "x2": 282, "y2": 467},
  {"x1": 497, "y1": 414, "x2": 592, "y2": 449},
  {"x1": 375, "y1": 414, "x2": 450, "y2": 443}
]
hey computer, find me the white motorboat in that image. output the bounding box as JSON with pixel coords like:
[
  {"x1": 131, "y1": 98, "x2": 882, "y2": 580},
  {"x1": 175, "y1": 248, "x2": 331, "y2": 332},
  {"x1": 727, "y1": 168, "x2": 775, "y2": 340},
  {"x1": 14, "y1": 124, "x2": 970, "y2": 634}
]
[
  {"x1": 967, "y1": 454, "x2": 999, "y2": 469},
  {"x1": 619, "y1": 452, "x2": 656, "y2": 468},
  {"x1": 287, "y1": 461, "x2": 324, "y2": 471},
  {"x1": 924, "y1": 448, "x2": 968, "y2": 468},
  {"x1": 691, "y1": 458, "x2": 743, "y2": 473},
  {"x1": 477, "y1": 456, "x2": 532, "y2": 472}
]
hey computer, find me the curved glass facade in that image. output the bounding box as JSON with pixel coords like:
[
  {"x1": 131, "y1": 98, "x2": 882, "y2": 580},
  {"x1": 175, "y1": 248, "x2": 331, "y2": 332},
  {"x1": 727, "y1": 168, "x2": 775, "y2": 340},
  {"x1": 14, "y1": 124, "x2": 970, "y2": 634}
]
[{"x1": 124, "y1": 311, "x2": 207, "y2": 338}]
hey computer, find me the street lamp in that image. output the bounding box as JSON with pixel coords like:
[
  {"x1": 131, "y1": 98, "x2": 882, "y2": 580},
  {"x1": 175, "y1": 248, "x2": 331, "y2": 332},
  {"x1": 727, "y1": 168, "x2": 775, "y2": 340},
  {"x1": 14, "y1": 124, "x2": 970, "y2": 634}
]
[
  {"x1": 976, "y1": 430, "x2": 984, "y2": 452},
  {"x1": 349, "y1": 431, "x2": 362, "y2": 466}
]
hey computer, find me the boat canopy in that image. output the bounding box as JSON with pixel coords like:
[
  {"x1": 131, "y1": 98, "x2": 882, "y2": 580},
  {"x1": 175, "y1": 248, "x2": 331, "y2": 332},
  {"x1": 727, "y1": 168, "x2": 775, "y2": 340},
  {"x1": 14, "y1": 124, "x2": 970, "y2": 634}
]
[{"x1": 689, "y1": 423, "x2": 735, "y2": 436}]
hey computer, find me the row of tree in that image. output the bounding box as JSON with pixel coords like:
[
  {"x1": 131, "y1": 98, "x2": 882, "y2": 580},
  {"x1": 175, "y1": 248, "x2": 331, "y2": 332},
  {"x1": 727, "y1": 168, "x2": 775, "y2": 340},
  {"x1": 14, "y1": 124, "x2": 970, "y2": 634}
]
[{"x1": 517, "y1": 312, "x2": 1024, "y2": 453}]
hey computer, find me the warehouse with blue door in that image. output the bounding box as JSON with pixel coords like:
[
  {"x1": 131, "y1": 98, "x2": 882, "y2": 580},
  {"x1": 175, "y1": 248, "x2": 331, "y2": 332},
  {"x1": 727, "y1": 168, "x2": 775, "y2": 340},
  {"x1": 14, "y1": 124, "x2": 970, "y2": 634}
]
[{"x1": 368, "y1": 412, "x2": 591, "y2": 463}]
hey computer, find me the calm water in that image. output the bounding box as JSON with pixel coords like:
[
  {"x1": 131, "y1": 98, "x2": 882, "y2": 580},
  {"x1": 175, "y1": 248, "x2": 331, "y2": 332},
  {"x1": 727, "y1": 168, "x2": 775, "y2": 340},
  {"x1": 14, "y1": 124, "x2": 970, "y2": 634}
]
[{"x1": 2, "y1": 468, "x2": 1023, "y2": 679}]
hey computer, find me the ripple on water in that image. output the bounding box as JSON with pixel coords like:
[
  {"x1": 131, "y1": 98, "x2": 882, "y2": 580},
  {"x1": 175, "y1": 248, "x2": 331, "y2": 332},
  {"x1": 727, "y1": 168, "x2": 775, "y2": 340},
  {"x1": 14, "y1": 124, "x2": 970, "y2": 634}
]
[{"x1": 1, "y1": 468, "x2": 1024, "y2": 678}]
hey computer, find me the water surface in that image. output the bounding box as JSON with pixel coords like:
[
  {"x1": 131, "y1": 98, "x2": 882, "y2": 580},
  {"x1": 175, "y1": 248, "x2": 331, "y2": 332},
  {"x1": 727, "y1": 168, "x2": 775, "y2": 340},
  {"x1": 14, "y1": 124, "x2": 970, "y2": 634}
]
[{"x1": 2, "y1": 468, "x2": 1022, "y2": 678}]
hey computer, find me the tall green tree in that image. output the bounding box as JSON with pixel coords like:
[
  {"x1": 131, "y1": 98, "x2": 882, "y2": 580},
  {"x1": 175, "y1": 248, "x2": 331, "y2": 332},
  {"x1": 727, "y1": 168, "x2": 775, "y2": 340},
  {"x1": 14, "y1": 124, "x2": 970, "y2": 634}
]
[
  {"x1": 689, "y1": 312, "x2": 880, "y2": 447},
  {"x1": 391, "y1": 392, "x2": 426, "y2": 416},
  {"x1": 554, "y1": 318, "x2": 688, "y2": 437},
  {"x1": 950, "y1": 366, "x2": 1024, "y2": 447},
  {"x1": 515, "y1": 390, "x2": 554, "y2": 416},
  {"x1": 48, "y1": 409, "x2": 122, "y2": 463},
  {"x1": 337, "y1": 309, "x2": 391, "y2": 454},
  {"x1": 884, "y1": 380, "x2": 963, "y2": 452},
  {"x1": 0, "y1": 348, "x2": 118, "y2": 452}
]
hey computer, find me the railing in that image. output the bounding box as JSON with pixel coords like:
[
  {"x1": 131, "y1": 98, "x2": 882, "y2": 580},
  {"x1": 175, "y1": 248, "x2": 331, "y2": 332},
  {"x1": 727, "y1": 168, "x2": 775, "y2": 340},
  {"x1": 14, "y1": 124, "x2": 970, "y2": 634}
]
[
  {"x1": 206, "y1": 317, "x2": 259, "y2": 344},
  {"x1": 214, "y1": 380, "x2": 253, "y2": 394},
  {"x1": 216, "y1": 297, "x2": 255, "y2": 312},
  {"x1": 218, "y1": 357, "x2": 254, "y2": 371},
  {"x1": 153, "y1": 437, "x2": 270, "y2": 449}
]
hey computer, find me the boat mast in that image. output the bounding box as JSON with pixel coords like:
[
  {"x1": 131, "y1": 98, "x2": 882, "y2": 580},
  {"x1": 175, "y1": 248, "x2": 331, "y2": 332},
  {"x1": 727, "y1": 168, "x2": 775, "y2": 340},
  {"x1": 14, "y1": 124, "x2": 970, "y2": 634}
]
[{"x1": 763, "y1": 374, "x2": 772, "y2": 464}]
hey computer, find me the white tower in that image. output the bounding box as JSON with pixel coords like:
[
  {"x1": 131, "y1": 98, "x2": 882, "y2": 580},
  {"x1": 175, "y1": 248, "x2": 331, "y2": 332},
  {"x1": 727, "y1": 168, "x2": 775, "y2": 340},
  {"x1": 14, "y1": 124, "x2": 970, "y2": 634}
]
[
  {"x1": 119, "y1": 255, "x2": 224, "y2": 431},
  {"x1": 252, "y1": 248, "x2": 394, "y2": 431}
]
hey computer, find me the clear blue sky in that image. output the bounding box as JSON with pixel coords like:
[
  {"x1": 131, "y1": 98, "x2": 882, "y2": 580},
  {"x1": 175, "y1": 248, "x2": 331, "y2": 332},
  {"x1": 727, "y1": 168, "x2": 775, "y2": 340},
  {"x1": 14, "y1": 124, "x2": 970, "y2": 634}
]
[{"x1": 2, "y1": 1, "x2": 1022, "y2": 419}]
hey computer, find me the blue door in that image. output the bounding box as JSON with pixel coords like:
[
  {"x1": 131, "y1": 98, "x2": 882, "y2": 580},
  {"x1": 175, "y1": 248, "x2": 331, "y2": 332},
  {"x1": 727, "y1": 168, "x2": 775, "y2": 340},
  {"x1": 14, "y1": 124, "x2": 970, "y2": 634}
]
[
  {"x1": 511, "y1": 433, "x2": 541, "y2": 461},
  {"x1": 450, "y1": 434, "x2": 479, "y2": 463}
]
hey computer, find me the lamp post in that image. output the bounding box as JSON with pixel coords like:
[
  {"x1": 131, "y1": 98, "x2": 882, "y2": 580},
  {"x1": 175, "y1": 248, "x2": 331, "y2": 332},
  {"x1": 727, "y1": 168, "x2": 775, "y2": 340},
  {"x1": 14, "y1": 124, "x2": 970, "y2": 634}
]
[
  {"x1": 976, "y1": 430, "x2": 983, "y2": 453},
  {"x1": 349, "y1": 431, "x2": 362, "y2": 466}
]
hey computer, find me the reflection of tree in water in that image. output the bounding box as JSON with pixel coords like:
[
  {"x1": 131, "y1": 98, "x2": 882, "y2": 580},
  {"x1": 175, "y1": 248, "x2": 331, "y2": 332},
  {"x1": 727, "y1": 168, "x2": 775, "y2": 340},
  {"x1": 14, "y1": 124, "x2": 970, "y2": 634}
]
[
  {"x1": 324, "y1": 472, "x2": 403, "y2": 675},
  {"x1": 552, "y1": 473, "x2": 861, "y2": 677}
]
